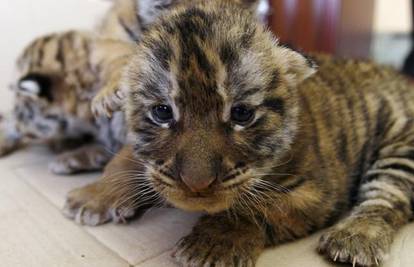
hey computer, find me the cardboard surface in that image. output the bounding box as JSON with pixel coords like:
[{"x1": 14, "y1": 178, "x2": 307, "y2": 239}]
[{"x1": 0, "y1": 149, "x2": 413, "y2": 267}]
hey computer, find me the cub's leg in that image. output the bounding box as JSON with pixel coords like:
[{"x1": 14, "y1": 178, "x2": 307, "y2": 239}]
[
  {"x1": 91, "y1": 76, "x2": 126, "y2": 118},
  {"x1": 173, "y1": 213, "x2": 266, "y2": 267},
  {"x1": 90, "y1": 40, "x2": 134, "y2": 117},
  {"x1": 49, "y1": 144, "x2": 112, "y2": 175},
  {"x1": 63, "y1": 145, "x2": 159, "y2": 226},
  {"x1": 48, "y1": 136, "x2": 93, "y2": 154},
  {"x1": 319, "y1": 144, "x2": 414, "y2": 266}
]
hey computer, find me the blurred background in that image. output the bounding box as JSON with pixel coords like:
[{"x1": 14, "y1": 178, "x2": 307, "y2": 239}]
[
  {"x1": 0, "y1": 0, "x2": 412, "y2": 111},
  {"x1": 268, "y1": 0, "x2": 411, "y2": 66}
]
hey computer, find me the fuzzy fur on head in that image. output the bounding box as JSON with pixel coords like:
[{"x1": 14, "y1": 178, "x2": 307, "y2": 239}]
[{"x1": 123, "y1": 0, "x2": 315, "y2": 213}]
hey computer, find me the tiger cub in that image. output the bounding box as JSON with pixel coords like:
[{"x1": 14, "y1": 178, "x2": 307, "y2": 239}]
[
  {"x1": 0, "y1": 31, "x2": 134, "y2": 174},
  {"x1": 63, "y1": 0, "x2": 414, "y2": 266}
]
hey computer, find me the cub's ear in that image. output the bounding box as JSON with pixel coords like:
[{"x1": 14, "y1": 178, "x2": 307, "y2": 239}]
[
  {"x1": 274, "y1": 46, "x2": 317, "y2": 87},
  {"x1": 18, "y1": 73, "x2": 53, "y2": 101}
]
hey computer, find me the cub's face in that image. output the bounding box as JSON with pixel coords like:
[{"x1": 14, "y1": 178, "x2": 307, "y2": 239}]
[{"x1": 124, "y1": 3, "x2": 315, "y2": 213}]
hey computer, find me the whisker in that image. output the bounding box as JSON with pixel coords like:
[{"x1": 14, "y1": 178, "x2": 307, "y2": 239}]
[{"x1": 103, "y1": 146, "x2": 147, "y2": 166}]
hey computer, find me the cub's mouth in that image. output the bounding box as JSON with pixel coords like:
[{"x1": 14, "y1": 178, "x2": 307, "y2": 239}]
[{"x1": 149, "y1": 170, "x2": 254, "y2": 213}]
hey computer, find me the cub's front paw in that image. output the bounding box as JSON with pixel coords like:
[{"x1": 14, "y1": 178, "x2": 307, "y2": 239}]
[
  {"x1": 49, "y1": 146, "x2": 109, "y2": 175},
  {"x1": 49, "y1": 156, "x2": 82, "y2": 175},
  {"x1": 172, "y1": 215, "x2": 264, "y2": 267},
  {"x1": 63, "y1": 184, "x2": 135, "y2": 226},
  {"x1": 92, "y1": 85, "x2": 126, "y2": 118},
  {"x1": 318, "y1": 218, "x2": 393, "y2": 266},
  {"x1": 173, "y1": 235, "x2": 256, "y2": 267}
]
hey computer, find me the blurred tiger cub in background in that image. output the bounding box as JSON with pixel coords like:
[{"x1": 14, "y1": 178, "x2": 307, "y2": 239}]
[{"x1": 0, "y1": 31, "x2": 133, "y2": 174}]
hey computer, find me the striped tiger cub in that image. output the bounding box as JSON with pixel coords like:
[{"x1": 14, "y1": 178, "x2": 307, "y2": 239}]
[
  {"x1": 0, "y1": 30, "x2": 134, "y2": 174},
  {"x1": 64, "y1": 0, "x2": 414, "y2": 266}
]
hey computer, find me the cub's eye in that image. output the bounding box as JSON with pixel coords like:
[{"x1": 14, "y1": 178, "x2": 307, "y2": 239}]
[
  {"x1": 152, "y1": 105, "x2": 173, "y2": 124},
  {"x1": 231, "y1": 105, "x2": 254, "y2": 125}
]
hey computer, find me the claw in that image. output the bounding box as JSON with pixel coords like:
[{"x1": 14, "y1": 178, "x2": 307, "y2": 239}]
[
  {"x1": 115, "y1": 89, "x2": 124, "y2": 99},
  {"x1": 75, "y1": 206, "x2": 86, "y2": 225},
  {"x1": 352, "y1": 257, "x2": 356, "y2": 267},
  {"x1": 374, "y1": 257, "x2": 379, "y2": 266},
  {"x1": 333, "y1": 251, "x2": 339, "y2": 262},
  {"x1": 116, "y1": 209, "x2": 127, "y2": 224},
  {"x1": 104, "y1": 103, "x2": 113, "y2": 118}
]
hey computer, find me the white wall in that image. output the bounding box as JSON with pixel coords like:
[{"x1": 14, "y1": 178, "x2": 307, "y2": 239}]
[
  {"x1": 0, "y1": 0, "x2": 111, "y2": 112},
  {"x1": 373, "y1": 0, "x2": 411, "y2": 33}
]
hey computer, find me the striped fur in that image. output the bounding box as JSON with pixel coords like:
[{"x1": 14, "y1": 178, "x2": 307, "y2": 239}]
[{"x1": 62, "y1": 1, "x2": 414, "y2": 266}]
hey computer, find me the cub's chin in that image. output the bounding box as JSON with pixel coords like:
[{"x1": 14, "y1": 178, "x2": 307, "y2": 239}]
[{"x1": 157, "y1": 186, "x2": 239, "y2": 213}]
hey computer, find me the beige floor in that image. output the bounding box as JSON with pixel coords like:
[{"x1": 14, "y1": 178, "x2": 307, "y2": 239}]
[{"x1": 0, "y1": 147, "x2": 414, "y2": 267}]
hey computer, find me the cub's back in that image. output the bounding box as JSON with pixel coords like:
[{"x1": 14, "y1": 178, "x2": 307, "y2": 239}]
[{"x1": 299, "y1": 54, "x2": 414, "y2": 179}]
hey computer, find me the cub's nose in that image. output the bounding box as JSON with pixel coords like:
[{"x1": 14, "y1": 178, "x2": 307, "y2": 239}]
[{"x1": 180, "y1": 174, "x2": 216, "y2": 192}]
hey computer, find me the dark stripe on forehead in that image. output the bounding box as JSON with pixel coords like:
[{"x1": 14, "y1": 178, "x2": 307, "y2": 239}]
[
  {"x1": 175, "y1": 7, "x2": 214, "y2": 39},
  {"x1": 193, "y1": 42, "x2": 214, "y2": 75},
  {"x1": 262, "y1": 97, "x2": 285, "y2": 115},
  {"x1": 220, "y1": 42, "x2": 239, "y2": 67},
  {"x1": 143, "y1": 38, "x2": 173, "y2": 71},
  {"x1": 177, "y1": 34, "x2": 215, "y2": 79},
  {"x1": 178, "y1": 75, "x2": 217, "y2": 94},
  {"x1": 266, "y1": 71, "x2": 279, "y2": 91},
  {"x1": 176, "y1": 78, "x2": 223, "y2": 116},
  {"x1": 172, "y1": 8, "x2": 214, "y2": 71}
]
